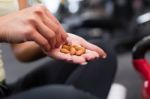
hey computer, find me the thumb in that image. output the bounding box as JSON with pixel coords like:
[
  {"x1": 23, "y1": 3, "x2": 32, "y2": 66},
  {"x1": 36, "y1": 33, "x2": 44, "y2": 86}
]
[{"x1": 81, "y1": 40, "x2": 107, "y2": 59}]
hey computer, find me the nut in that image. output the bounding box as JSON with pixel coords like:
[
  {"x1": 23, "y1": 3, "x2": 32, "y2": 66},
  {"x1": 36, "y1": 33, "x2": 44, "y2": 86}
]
[
  {"x1": 60, "y1": 48, "x2": 70, "y2": 54},
  {"x1": 70, "y1": 47, "x2": 76, "y2": 55},
  {"x1": 60, "y1": 44, "x2": 86, "y2": 56},
  {"x1": 76, "y1": 48, "x2": 86, "y2": 56},
  {"x1": 73, "y1": 45, "x2": 82, "y2": 51},
  {"x1": 62, "y1": 45, "x2": 70, "y2": 50}
]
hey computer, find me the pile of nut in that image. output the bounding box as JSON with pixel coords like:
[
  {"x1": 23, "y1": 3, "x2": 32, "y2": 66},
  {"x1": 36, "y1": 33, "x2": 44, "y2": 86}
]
[{"x1": 60, "y1": 44, "x2": 86, "y2": 56}]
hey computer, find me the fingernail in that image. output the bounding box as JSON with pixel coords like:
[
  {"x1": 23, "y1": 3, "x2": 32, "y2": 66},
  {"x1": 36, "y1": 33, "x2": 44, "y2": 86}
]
[
  {"x1": 80, "y1": 62, "x2": 88, "y2": 65},
  {"x1": 102, "y1": 55, "x2": 107, "y2": 59},
  {"x1": 96, "y1": 55, "x2": 99, "y2": 59},
  {"x1": 67, "y1": 58, "x2": 72, "y2": 62}
]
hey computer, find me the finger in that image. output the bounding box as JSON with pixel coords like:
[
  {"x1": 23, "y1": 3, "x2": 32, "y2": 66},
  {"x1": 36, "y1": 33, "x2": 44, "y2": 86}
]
[
  {"x1": 43, "y1": 7, "x2": 60, "y2": 25},
  {"x1": 91, "y1": 50, "x2": 99, "y2": 58},
  {"x1": 41, "y1": 13, "x2": 59, "y2": 33},
  {"x1": 42, "y1": 17, "x2": 62, "y2": 48},
  {"x1": 81, "y1": 40, "x2": 107, "y2": 59},
  {"x1": 30, "y1": 31, "x2": 50, "y2": 52},
  {"x1": 59, "y1": 26, "x2": 68, "y2": 42},
  {"x1": 44, "y1": 8, "x2": 68, "y2": 42},
  {"x1": 35, "y1": 20, "x2": 57, "y2": 48},
  {"x1": 41, "y1": 13, "x2": 64, "y2": 47},
  {"x1": 56, "y1": 28, "x2": 62, "y2": 47},
  {"x1": 49, "y1": 36, "x2": 57, "y2": 49},
  {"x1": 82, "y1": 50, "x2": 97, "y2": 61},
  {"x1": 72, "y1": 55, "x2": 86, "y2": 65}
]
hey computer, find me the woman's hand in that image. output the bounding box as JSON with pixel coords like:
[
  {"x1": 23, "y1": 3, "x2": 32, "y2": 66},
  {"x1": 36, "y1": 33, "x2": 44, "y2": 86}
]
[
  {"x1": 47, "y1": 33, "x2": 107, "y2": 65},
  {"x1": 0, "y1": 5, "x2": 67, "y2": 52}
]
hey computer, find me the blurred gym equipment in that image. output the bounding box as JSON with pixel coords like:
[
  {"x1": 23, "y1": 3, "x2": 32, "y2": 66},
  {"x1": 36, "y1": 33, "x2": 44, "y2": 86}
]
[{"x1": 132, "y1": 35, "x2": 150, "y2": 99}]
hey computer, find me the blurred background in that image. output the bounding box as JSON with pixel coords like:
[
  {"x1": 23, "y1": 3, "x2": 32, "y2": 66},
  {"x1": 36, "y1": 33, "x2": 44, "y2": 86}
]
[{"x1": 3, "y1": 0, "x2": 150, "y2": 99}]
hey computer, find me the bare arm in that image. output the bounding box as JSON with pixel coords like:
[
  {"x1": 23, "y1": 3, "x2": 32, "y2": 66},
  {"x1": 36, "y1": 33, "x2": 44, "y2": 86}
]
[
  {"x1": 11, "y1": 42, "x2": 46, "y2": 62},
  {"x1": 10, "y1": 1, "x2": 67, "y2": 62},
  {"x1": 5, "y1": 1, "x2": 106, "y2": 64},
  {"x1": 18, "y1": 0, "x2": 28, "y2": 10}
]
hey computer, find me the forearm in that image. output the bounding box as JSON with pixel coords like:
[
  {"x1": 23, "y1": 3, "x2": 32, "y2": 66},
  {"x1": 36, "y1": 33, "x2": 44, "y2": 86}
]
[
  {"x1": 11, "y1": 42, "x2": 46, "y2": 62},
  {"x1": 18, "y1": 0, "x2": 28, "y2": 10}
]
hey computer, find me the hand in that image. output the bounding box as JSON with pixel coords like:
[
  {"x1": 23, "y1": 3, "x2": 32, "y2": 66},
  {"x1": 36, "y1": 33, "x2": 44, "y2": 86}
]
[
  {"x1": 47, "y1": 33, "x2": 107, "y2": 65},
  {"x1": 0, "y1": 5, "x2": 67, "y2": 52}
]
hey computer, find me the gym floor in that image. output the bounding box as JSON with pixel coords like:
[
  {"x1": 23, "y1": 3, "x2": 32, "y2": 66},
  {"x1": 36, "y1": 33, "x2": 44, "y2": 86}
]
[{"x1": 2, "y1": 43, "x2": 143, "y2": 99}]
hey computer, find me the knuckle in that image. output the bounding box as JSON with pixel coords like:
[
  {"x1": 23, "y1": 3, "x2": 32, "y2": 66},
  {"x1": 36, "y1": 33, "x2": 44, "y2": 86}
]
[
  {"x1": 33, "y1": 5, "x2": 45, "y2": 14},
  {"x1": 24, "y1": 27, "x2": 34, "y2": 38},
  {"x1": 63, "y1": 34, "x2": 68, "y2": 39},
  {"x1": 54, "y1": 25, "x2": 60, "y2": 34},
  {"x1": 41, "y1": 40, "x2": 49, "y2": 47},
  {"x1": 49, "y1": 32, "x2": 55, "y2": 38},
  {"x1": 27, "y1": 16, "x2": 36, "y2": 23}
]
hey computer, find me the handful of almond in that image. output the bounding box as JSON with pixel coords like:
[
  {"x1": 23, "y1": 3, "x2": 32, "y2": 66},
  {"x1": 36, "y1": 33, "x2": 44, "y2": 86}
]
[{"x1": 60, "y1": 44, "x2": 86, "y2": 56}]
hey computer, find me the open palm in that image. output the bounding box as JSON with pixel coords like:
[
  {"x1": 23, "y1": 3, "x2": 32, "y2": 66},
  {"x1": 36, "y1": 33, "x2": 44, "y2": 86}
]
[{"x1": 47, "y1": 33, "x2": 107, "y2": 65}]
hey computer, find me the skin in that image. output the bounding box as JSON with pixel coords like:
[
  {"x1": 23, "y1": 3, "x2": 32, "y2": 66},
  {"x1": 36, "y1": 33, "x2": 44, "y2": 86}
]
[
  {"x1": 18, "y1": 0, "x2": 28, "y2": 9},
  {"x1": 2, "y1": 3, "x2": 67, "y2": 49},
  {"x1": 48, "y1": 33, "x2": 107, "y2": 64},
  {"x1": 11, "y1": 0, "x2": 46, "y2": 62},
  {"x1": 8, "y1": 1, "x2": 107, "y2": 64}
]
